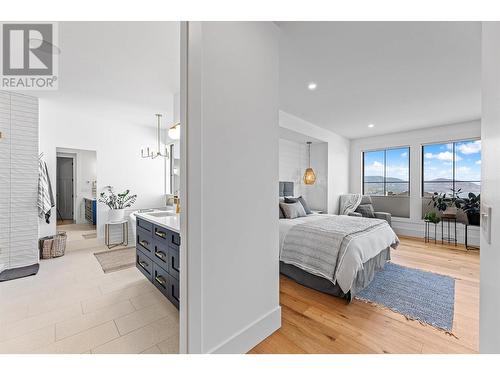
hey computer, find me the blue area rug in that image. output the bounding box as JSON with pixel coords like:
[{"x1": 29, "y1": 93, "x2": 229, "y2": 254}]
[{"x1": 356, "y1": 262, "x2": 455, "y2": 332}]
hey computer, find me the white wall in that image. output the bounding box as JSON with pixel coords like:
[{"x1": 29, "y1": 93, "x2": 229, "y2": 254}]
[
  {"x1": 349, "y1": 120, "x2": 481, "y2": 245},
  {"x1": 184, "y1": 21, "x2": 280, "y2": 353},
  {"x1": 279, "y1": 111, "x2": 350, "y2": 214},
  {"x1": 480, "y1": 22, "x2": 500, "y2": 353},
  {"x1": 278, "y1": 138, "x2": 328, "y2": 212},
  {"x1": 39, "y1": 95, "x2": 173, "y2": 240}
]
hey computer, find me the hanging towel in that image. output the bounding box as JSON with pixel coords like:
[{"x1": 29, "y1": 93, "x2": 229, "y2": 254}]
[
  {"x1": 38, "y1": 160, "x2": 55, "y2": 223},
  {"x1": 339, "y1": 194, "x2": 362, "y2": 215}
]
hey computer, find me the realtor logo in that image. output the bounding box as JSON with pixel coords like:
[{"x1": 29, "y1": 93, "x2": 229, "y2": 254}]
[{"x1": 1, "y1": 22, "x2": 59, "y2": 90}]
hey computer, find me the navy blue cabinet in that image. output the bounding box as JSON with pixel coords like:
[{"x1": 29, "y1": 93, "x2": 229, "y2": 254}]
[{"x1": 136, "y1": 218, "x2": 180, "y2": 309}]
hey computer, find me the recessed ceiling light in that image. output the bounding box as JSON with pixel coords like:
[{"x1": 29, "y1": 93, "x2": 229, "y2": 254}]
[
  {"x1": 307, "y1": 82, "x2": 317, "y2": 91},
  {"x1": 368, "y1": 124, "x2": 375, "y2": 128}
]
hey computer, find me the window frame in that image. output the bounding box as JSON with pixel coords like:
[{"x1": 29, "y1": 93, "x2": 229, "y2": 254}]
[
  {"x1": 421, "y1": 138, "x2": 481, "y2": 197},
  {"x1": 362, "y1": 146, "x2": 411, "y2": 197}
]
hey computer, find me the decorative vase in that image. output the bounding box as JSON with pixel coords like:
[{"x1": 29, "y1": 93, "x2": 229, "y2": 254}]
[{"x1": 108, "y1": 208, "x2": 125, "y2": 223}]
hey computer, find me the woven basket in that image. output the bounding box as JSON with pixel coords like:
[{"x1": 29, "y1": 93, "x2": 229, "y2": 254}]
[{"x1": 39, "y1": 231, "x2": 67, "y2": 259}]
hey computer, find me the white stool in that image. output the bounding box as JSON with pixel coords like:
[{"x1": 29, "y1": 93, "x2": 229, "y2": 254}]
[{"x1": 104, "y1": 220, "x2": 129, "y2": 249}]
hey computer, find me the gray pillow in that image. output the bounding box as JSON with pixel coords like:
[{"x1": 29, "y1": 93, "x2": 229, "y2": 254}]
[
  {"x1": 279, "y1": 202, "x2": 307, "y2": 219},
  {"x1": 356, "y1": 204, "x2": 375, "y2": 218},
  {"x1": 284, "y1": 196, "x2": 312, "y2": 215}
]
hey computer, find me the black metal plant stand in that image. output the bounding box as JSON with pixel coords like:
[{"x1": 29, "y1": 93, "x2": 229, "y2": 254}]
[
  {"x1": 424, "y1": 220, "x2": 437, "y2": 244},
  {"x1": 441, "y1": 215, "x2": 457, "y2": 246}
]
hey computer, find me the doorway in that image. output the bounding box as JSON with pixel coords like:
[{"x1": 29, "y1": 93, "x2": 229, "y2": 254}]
[{"x1": 56, "y1": 148, "x2": 98, "y2": 248}]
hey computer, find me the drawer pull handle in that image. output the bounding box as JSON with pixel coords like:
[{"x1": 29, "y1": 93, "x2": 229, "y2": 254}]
[
  {"x1": 172, "y1": 234, "x2": 180, "y2": 246},
  {"x1": 155, "y1": 274, "x2": 167, "y2": 288},
  {"x1": 155, "y1": 229, "x2": 167, "y2": 239},
  {"x1": 172, "y1": 256, "x2": 180, "y2": 272},
  {"x1": 172, "y1": 285, "x2": 179, "y2": 302},
  {"x1": 139, "y1": 240, "x2": 149, "y2": 248},
  {"x1": 138, "y1": 260, "x2": 149, "y2": 271},
  {"x1": 155, "y1": 250, "x2": 167, "y2": 261}
]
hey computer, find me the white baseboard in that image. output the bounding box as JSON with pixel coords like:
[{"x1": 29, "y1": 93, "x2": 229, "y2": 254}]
[
  {"x1": 392, "y1": 218, "x2": 480, "y2": 247},
  {"x1": 208, "y1": 306, "x2": 281, "y2": 354}
]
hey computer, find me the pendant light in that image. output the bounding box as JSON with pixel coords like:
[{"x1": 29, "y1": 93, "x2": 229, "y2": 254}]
[
  {"x1": 141, "y1": 114, "x2": 169, "y2": 159},
  {"x1": 303, "y1": 141, "x2": 316, "y2": 185}
]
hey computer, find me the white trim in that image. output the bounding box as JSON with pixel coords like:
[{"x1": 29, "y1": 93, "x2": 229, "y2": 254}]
[
  {"x1": 179, "y1": 20, "x2": 188, "y2": 355},
  {"x1": 208, "y1": 306, "x2": 281, "y2": 354}
]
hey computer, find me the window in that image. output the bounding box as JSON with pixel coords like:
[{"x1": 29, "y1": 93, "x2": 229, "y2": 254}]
[
  {"x1": 363, "y1": 147, "x2": 410, "y2": 196},
  {"x1": 422, "y1": 139, "x2": 481, "y2": 197}
]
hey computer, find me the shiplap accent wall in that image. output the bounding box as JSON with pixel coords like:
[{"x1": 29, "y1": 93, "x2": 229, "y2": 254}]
[
  {"x1": 279, "y1": 138, "x2": 328, "y2": 212},
  {"x1": 0, "y1": 91, "x2": 39, "y2": 273}
]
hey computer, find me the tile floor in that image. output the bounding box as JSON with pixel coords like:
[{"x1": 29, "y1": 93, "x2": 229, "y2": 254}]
[{"x1": 0, "y1": 224, "x2": 179, "y2": 354}]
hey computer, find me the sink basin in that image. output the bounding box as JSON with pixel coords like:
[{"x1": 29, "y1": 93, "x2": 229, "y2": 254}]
[{"x1": 146, "y1": 211, "x2": 176, "y2": 218}]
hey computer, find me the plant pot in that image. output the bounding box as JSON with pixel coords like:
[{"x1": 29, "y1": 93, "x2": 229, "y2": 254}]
[
  {"x1": 108, "y1": 208, "x2": 125, "y2": 223},
  {"x1": 467, "y1": 212, "x2": 480, "y2": 226}
]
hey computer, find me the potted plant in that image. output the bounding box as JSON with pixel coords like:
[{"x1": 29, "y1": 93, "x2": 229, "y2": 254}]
[
  {"x1": 428, "y1": 191, "x2": 456, "y2": 214},
  {"x1": 99, "y1": 186, "x2": 137, "y2": 223},
  {"x1": 424, "y1": 211, "x2": 441, "y2": 224},
  {"x1": 455, "y1": 192, "x2": 481, "y2": 226}
]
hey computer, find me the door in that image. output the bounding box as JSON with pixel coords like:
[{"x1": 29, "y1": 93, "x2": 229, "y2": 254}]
[
  {"x1": 481, "y1": 22, "x2": 500, "y2": 353},
  {"x1": 56, "y1": 157, "x2": 74, "y2": 221}
]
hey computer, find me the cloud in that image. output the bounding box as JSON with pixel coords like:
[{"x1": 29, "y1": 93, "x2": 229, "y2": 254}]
[
  {"x1": 364, "y1": 161, "x2": 384, "y2": 175},
  {"x1": 456, "y1": 166, "x2": 471, "y2": 173},
  {"x1": 400, "y1": 152, "x2": 408, "y2": 157},
  {"x1": 476, "y1": 160, "x2": 482, "y2": 165},
  {"x1": 457, "y1": 140, "x2": 481, "y2": 155},
  {"x1": 424, "y1": 151, "x2": 461, "y2": 162}
]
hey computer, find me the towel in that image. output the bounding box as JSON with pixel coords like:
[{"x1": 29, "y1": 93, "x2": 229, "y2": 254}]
[
  {"x1": 339, "y1": 194, "x2": 362, "y2": 215},
  {"x1": 38, "y1": 160, "x2": 55, "y2": 223}
]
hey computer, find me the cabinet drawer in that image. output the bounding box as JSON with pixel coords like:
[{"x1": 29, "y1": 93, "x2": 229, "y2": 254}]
[
  {"x1": 153, "y1": 225, "x2": 169, "y2": 242},
  {"x1": 136, "y1": 227, "x2": 153, "y2": 255},
  {"x1": 169, "y1": 245, "x2": 180, "y2": 280},
  {"x1": 137, "y1": 217, "x2": 153, "y2": 233},
  {"x1": 152, "y1": 240, "x2": 169, "y2": 271},
  {"x1": 152, "y1": 263, "x2": 171, "y2": 299},
  {"x1": 169, "y1": 274, "x2": 180, "y2": 309},
  {"x1": 136, "y1": 249, "x2": 153, "y2": 280}
]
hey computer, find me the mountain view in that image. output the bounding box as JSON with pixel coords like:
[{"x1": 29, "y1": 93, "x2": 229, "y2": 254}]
[{"x1": 364, "y1": 176, "x2": 480, "y2": 196}]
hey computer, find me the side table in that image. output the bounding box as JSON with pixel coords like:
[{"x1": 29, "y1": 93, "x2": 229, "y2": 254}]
[
  {"x1": 441, "y1": 215, "x2": 457, "y2": 246},
  {"x1": 424, "y1": 220, "x2": 438, "y2": 244},
  {"x1": 105, "y1": 220, "x2": 129, "y2": 249}
]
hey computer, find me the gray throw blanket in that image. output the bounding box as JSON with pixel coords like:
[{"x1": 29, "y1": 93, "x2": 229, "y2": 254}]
[
  {"x1": 280, "y1": 215, "x2": 389, "y2": 281},
  {"x1": 339, "y1": 194, "x2": 362, "y2": 215}
]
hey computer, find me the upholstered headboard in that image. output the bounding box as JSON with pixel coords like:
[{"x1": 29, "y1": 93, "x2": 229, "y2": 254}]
[{"x1": 279, "y1": 181, "x2": 294, "y2": 197}]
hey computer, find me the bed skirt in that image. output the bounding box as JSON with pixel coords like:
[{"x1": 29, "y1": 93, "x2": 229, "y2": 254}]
[{"x1": 280, "y1": 247, "x2": 391, "y2": 302}]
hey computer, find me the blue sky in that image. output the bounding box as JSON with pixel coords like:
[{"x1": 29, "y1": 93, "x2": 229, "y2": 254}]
[
  {"x1": 423, "y1": 140, "x2": 481, "y2": 181},
  {"x1": 364, "y1": 147, "x2": 409, "y2": 180},
  {"x1": 364, "y1": 140, "x2": 481, "y2": 181}
]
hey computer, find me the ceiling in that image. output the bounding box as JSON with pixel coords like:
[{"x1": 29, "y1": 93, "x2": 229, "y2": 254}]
[
  {"x1": 35, "y1": 21, "x2": 180, "y2": 127},
  {"x1": 278, "y1": 22, "x2": 481, "y2": 139}
]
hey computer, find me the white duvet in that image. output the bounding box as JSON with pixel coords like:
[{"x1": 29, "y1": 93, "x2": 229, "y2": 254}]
[{"x1": 279, "y1": 214, "x2": 399, "y2": 293}]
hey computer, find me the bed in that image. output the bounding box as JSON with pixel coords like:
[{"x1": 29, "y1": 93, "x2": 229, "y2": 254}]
[{"x1": 278, "y1": 182, "x2": 399, "y2": 302}]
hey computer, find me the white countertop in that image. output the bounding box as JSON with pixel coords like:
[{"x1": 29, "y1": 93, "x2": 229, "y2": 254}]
[{"x1": 135, "y1": 212, "x2": 180, "y2": 233}]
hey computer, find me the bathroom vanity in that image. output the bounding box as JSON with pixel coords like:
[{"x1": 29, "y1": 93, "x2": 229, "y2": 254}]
[{"x1": 134, "y1": 212, "x2": 180, "y2": 309}]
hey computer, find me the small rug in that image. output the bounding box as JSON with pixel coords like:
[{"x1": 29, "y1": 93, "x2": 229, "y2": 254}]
[
  {"x1": 82, "y1": 232, "x2": 97, "y2": 239},
  {"x1": 94, "y1": 247, "x2": 135, "y2": 273},
  {"x1": 356, "y1": 262, "x2": 455, "y2": 332},
  {"x1": 0, "y1": 264, "x2": 40, "y2": 282}
]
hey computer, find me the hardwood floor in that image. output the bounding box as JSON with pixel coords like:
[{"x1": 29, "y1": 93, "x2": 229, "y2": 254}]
[{"x1": 250, "y1": 236, "x2": 479, "y2": 354}]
